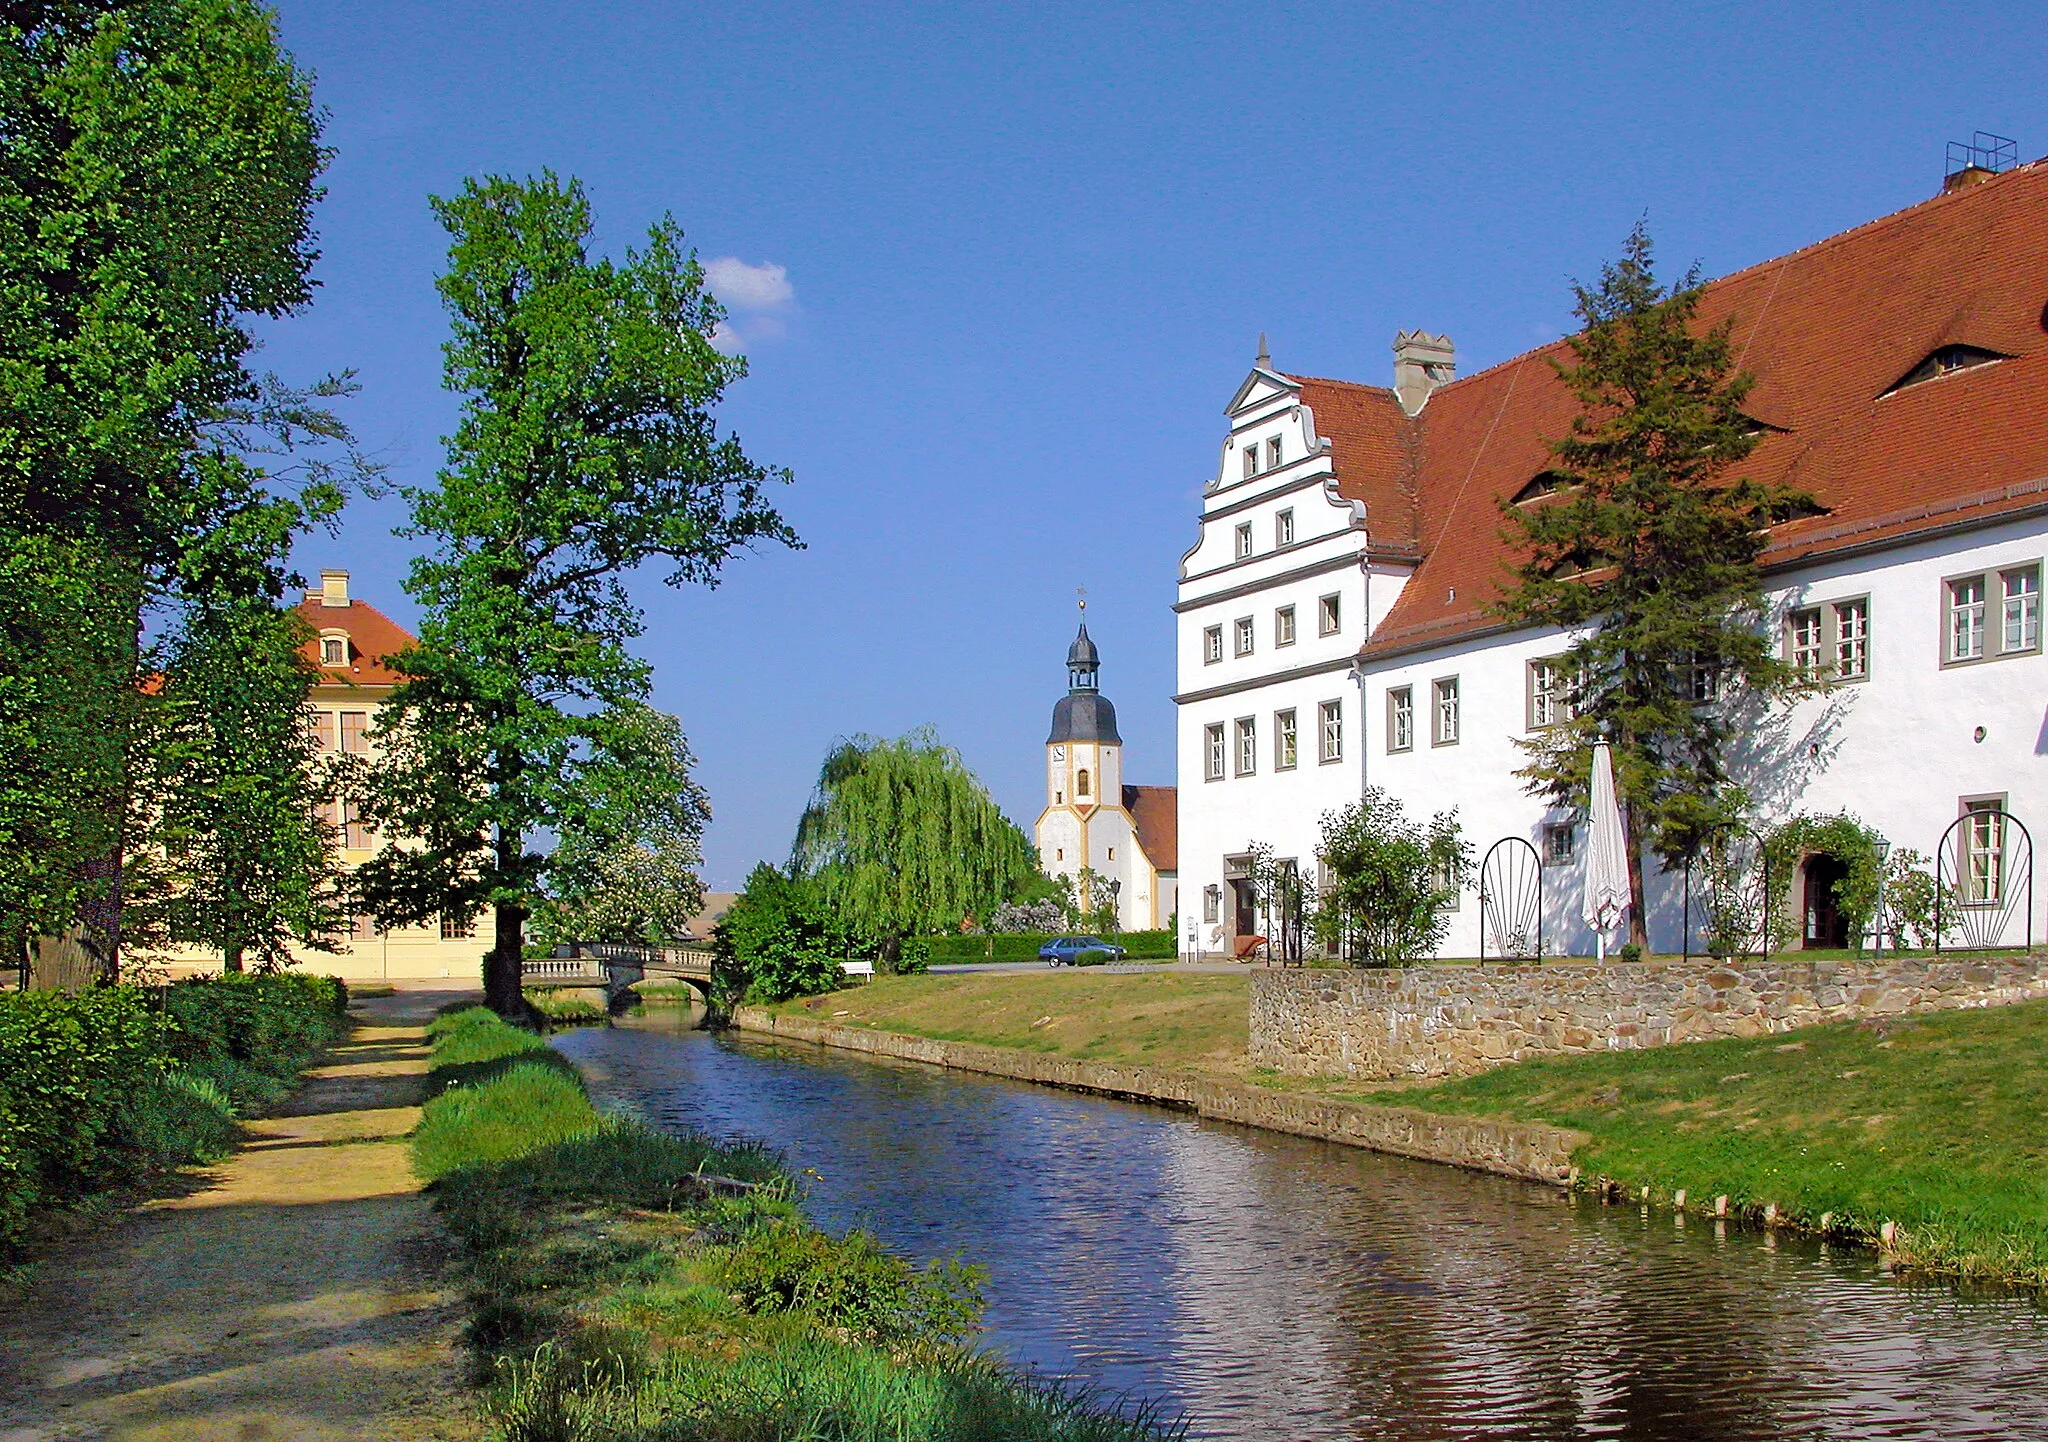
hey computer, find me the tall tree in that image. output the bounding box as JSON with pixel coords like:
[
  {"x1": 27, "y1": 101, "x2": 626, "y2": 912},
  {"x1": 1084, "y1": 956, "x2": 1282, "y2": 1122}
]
[
  {"x1": 356, "y1": 174, "x2": 794, "y2": 1014},
  {"x1": 0, "y1": 0, "x2": 352, "y2": 974},
  {"x1": 791, "y1": 729, "x2": 1037, "y2": 968},
  {"x1": 133, "y1": 596, "x2": 345, "y2": 971},
  {"x1": 1496, "y1": 224, "x2": 1819, "y2": 945}
]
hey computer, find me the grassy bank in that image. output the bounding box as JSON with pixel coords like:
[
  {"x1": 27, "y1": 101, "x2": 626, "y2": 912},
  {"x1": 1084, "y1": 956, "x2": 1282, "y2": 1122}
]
[
  {"x1": 417, "y1": 1007, "x2": 1183, "y2": 1441},
  {"x1": 1387, "y1": 1000, "x2": 2048, "y2": 1289},
  {"x1": 761, "y1": 972, "x2": 1248, "y2": 1073}
]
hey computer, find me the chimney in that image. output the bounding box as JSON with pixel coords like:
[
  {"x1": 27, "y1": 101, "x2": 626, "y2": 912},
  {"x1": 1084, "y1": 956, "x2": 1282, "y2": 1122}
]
[
  {"x1": 1943, "y1": 165, "x2": 1995, "y2": 194},
  {"x1": 318, "y1": 569, "x2": 350, "y2": 607},
  {"x1": 1392, "y1": 330, "x2": 1456, "y2": 416}
]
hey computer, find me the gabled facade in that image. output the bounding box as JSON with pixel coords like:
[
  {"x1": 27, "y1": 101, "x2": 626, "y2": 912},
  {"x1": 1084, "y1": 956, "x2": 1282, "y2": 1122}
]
[{"x1": 1178, "y1": 162, "x2": 2048, "y2": 958}]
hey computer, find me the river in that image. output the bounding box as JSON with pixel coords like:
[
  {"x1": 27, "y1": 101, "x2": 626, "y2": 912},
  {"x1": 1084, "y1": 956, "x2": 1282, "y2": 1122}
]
[{"x1": 552, "y1": 1020, "x2": 2048, "y2": 1441}]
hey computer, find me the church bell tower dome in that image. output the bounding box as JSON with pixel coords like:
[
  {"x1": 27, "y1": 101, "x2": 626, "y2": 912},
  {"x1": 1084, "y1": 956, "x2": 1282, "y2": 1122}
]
[{"x1": 1049, "y1": 620, "x2": 1120, "y2": 744}]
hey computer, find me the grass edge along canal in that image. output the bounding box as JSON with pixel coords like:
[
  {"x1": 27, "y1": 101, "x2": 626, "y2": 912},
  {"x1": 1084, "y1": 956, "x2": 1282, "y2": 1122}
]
[{"x1": 413, "y1": 1007, "x2": 1186, "y2": 1442}]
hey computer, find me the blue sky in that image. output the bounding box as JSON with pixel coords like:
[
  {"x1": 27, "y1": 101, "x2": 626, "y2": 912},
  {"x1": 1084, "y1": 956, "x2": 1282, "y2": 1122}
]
[{"x1": 264, "y1": 0, "x2": 2048, "y2": 889}]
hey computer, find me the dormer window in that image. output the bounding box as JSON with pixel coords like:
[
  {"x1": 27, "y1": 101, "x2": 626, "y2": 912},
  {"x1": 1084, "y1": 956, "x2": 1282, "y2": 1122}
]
[
  {"x1": 319, "y1": 633, "x2": 348, "y2": 666},
  {"x1": 1885, "y1": 344, "x2": 2008, "y2": 395},
  {"x1": 1511, "y1": 470, "x2": 1576, "y2": 505}
]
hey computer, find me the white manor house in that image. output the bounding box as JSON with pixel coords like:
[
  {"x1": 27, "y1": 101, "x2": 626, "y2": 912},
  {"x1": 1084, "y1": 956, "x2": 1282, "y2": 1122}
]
[{"x1": 1177, "y1": 158, "x2": 2048, "y2": 959}]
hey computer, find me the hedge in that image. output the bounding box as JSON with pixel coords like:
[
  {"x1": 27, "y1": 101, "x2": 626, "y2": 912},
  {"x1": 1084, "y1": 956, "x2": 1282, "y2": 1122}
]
[
  {"x1": 920, "y1": 930, "x2": 1179, "y2": 963},
  {"x1": 0, "y1": 973, "x2": 348, "y2": 1258}
]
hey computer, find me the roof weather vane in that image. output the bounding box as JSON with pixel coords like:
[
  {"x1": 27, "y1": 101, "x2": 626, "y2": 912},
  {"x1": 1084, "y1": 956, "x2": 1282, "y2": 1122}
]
[{"x1": 1077, "y1": 586, "x2": 1086, "y2": 615}]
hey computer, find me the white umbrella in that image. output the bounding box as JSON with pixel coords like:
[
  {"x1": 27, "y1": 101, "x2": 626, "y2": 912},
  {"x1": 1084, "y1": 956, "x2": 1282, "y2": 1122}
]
[{"x1": 1583, "y1": 739, "x2": 1631, "y2": 961}]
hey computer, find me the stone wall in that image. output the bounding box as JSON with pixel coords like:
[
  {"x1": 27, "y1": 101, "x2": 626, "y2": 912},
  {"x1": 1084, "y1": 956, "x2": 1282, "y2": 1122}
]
[
  {"x1": 1249, "y1": 954, "x2": 2048, "y2": 1081},
  {"x1": 733, "y1": 1009, "x2": 1586, "y2": 1185}
]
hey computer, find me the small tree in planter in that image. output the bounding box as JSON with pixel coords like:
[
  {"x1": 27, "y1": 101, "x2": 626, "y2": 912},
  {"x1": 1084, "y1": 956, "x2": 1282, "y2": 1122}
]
[{"x1": 1311, "y1": 789, "x2": 1471, "y2": 967}]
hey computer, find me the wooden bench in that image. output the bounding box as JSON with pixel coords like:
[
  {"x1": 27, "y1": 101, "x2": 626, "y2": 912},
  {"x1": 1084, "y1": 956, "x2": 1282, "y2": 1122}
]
[{"x1": 839, "y1": 960, "x2": 876, "y2": 983}]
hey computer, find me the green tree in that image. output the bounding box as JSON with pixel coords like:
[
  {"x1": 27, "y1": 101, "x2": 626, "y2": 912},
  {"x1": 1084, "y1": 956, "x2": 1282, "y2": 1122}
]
[
  {"x1": 355, "y1": 174, "x2": 794, "y2": 1014},
  {"x1": 716, "y1": 863, "x2": 845, "y2": 1003},
  {"x1": 0, "y1": 0, "x2": 354, "y2": 974},
  {"x1": 1497, "y1": 224, "x2": 1820, "y2": 946},
  {"x1": 791, "y1": 729, "x2": 1036, "y2": 970},
  {"x1": 1312, "y1": 789, "x2": 1469, "y2": 966},
  {"x1": 132, "y1": 598, "x2": 344, "y2": 971}
]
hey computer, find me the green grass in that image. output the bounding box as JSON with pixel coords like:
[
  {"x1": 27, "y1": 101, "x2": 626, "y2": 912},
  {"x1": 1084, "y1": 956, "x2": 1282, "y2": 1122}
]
[
  {"x1": 416, "y1": 1008, "x2": 1184, "y2": 1440},
  {"x1": 759, "y1": 972, "x2": 1249, "y2": 1072},
  {"x1": 1392, "y1": 1000, "x2": 2048, "y2": 1289}
]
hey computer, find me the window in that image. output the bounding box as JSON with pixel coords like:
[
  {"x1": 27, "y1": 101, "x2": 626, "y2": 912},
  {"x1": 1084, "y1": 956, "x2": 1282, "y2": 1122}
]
[
  {"x1": 1886, "y1": 344, "x2": 2007, "y2": 394},
  {"x1": 1543, "y1": 823, "x2": 1575, "y2": 866},
  {"x1": 1528, "y1": 659, "x2": 1574, "y2": 730},
  {"x1": 1275, "y1": 508, "x2": 1295, "y2": 547},
  {"x1": 351, "y1": 912, "x2": 378, "y2": 941},
  {"x1": 1275, "y1": 709, "x2": 1298, "y2": 770},
  {"x1": 1319, "y1": 700, "x2": 1343, "y2": 763},
  {"x1": 1077, "y1": 769, "x2": 1090, "y2": 798},
  {"x1": 1787, "y1": 607, "x2": 1824, "y2": 674},
  {"x1": 1204, "y1": 885, "x2": 1222, "y2": 924},
  {"x1": 1387, "y1": 687, "x2": 1414, "y2": 752},
  {"x1": 1205, "y1": 723, "x2": 1226, "y2": 781},
  {"x1": 1243, "y1": 446, "x2": 1257, "y2": 479},
  {"x1": 320, "y1": 636, "x2": 346, "y2": 666},
  {"x1": 315, "y1": 798, "x2": 341, "y2": 837},
  {"x1": 1235, "y1": 717, "x2": 1257, "y2": 776},
  {"x1": 1318, "y1": 593, "x2": 1341, "y2": 635},
  {"x1": 1235, "y1": 522, "x2": 1254, "y2": 559},
  {"x1": 1834, "y1": 599, "x2": 1870, "y2": 679},
  {"x1": 339, "y1": 711, "x2": 369, "y2": 754},
  {"x1": 441, "y1": 911, "x2": 475, "y2": 940},
  {"x1": 1434, "y1": 855, "x2": 1461, "y2": 910},
  {"x1": 1203, "y1": 625, "x2": 1223, "y2": 664},
  {"x1": 2003, "y1": 567, "x2": 2040, "y2": 653},
  {"x1": 309, "y1": 712, "x2": 336, "y2": 753},
  {"x1": 1275, "y1": 605, "x2": 1297, "y2": 647},
  {"x1": 1432, "y1": 677, "x2": 1460, "y2": 746},
  {"x1": 1948, "y1": 576, "x2": 1987, "y2": 661},
  {"x1": 1680, "y1": 651, "x2": 1721, "y2": 701},
  {"x1": 1267, "y1": 436, "x2": 1283, "y2": 470},
  {"x1": 343, "y1": 800, "x2": 373, "y2": 851},
  {"x1": 1962, "y1": 799, "x2": 2007, "y2": 905},
  {"x1": 1234, "y1": 616, "x2": 1255, "y2": 657}
]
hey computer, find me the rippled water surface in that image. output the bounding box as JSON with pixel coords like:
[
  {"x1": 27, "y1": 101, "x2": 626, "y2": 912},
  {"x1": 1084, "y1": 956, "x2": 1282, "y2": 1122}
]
[{"x1": 552, "y1": 1022, "x2": 2048, "y2": 1441}]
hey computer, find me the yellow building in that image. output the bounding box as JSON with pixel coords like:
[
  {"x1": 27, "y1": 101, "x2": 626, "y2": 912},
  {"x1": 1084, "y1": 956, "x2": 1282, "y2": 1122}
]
[{"x1": 162, "y1": 569, "x2": 489, "y2": 982}]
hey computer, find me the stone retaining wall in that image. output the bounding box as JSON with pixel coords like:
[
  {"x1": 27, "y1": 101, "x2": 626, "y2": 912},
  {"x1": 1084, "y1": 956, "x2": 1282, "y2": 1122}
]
[
  {"x1": 732, "y1": 1009, "x2": 1585, "y2": 1186},
  {"x1": 1250, "y1": 953, "x2": 2048, "y2": 1081}
]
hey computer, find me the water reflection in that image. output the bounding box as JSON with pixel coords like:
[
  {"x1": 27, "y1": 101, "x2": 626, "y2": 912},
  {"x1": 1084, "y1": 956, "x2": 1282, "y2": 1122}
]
[{"x1": 553, "y1": 1023, "x2": 2048, "y2": 1441}]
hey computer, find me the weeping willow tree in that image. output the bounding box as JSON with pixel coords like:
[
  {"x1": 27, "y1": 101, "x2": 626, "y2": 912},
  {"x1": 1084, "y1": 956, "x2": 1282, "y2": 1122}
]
[{"x1": 791, "y1": 728, "x2": 1036, "y2": 969}]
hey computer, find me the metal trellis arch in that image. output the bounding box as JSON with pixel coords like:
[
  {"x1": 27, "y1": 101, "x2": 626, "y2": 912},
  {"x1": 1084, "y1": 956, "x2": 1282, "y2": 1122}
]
[
  {"x1": 1478, "y1": 836, "x2": 1544, "y2": 962},
  {"x1": 1935, "y1": 808, "x2": 2033, "y2": 953}
]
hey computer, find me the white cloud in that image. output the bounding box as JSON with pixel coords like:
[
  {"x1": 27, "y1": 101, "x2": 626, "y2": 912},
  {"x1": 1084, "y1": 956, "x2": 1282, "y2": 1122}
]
[{"x1": 704, "y1": 257, "x2": 794, "y2": 313}]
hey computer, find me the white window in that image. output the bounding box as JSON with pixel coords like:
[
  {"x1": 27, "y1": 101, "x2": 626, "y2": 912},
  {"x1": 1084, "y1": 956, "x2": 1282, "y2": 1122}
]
[
  {"x1": 1235, "y1": 717, "x2": 1257, "y2": 776},
  {"x1": 1204, "y1": 723, "x2": 1225, "y2": 781},
  {"x1": 1949, "y1": 576, "x2": 1987, "y2": 661},
  {"x1": 1682, "y1": 651, "x2": 1721, "y2": 701},
  {"x1": 320, "y1": 636, "x2": 346, "y2": 666},
  {"x1": 1234, "y1": 616, "x2": 1254, "y2": 657},
  {"x1": 1275, "y1": 605, "x2": 1296, "y2": 647},
  {"x1": 1787, "y1": 607, "x2": 1824, "y2": 674},
  {"x1": 1275, "y1": 709, "x2": 1298, "y2": 770},
  {"x1": 1243, "y1": 446, "x2": 1257, "y2": 480},
  {"x1": 1962, "y1": 799, "x2": 2006, "y2": 905},
  {"x1": 1204, "y1": 885, "x2": 1222, "y2": 924},
  {"x1": 1235, "y1": 522, "x2": 1254, "y2": 559},
  {"x1": 1275, "y1": 508, "x2": 1295, "y2": 547},
  {"x1": 1387, "y1": 687, "x2": 1413, "y2": 752},
  {"x1": 1834, "y1": 599, "x2": 1870, "y2": 679},
  {"x1": 1432, "y1": 677, "x2": 1460, "y2": 746},
  {"x1": 1267, "y1": 436, "x2": 1283, "y2": 470},
  {"x1": 1318, "y1": 593, "x2": 1341, "y2": 635},
  {"x1": 1543, "y1": 823, "x2": 1576, "y2": 866},
  {"x1": 340, "y1": 711, "x2": 369, "y2": 755},
  {"x1": 1203, "y1": 625, "x2": 1223, "y2": 665},
  {"x1": 309, "y1": 712, "x2": 337, "y2": 752},
  {"x1": 1528, "y1": 659, "x2": 1574, "y2": 730},
  {"x1": 2002, "y1": 567, "x2": 2040, "y2": 653},
  {"x1": 1319, "y1": 699, "x2": 1343, "y2": 763}
]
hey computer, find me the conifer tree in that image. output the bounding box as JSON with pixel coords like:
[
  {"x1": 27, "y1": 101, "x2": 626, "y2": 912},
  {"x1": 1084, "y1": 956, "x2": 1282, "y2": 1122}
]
[
  {"x1": 355, "y1": 174, "x2": 794, "y2": 1014},
  {"x1": 1498, "y1": 223, "x2": 1820, "y2": 945},
  {"x1": 790, "y1": 729, "x2": 1037, "y2": 968}
]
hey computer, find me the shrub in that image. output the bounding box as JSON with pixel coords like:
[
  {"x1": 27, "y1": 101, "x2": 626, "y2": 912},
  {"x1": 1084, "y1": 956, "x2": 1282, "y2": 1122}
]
[
  {"x1": 714, "y1": 1221, "x2": 985, "y2": 1347},
  {"x1": 920, "y1": 931, "x2": 1177, "y2": 963}
]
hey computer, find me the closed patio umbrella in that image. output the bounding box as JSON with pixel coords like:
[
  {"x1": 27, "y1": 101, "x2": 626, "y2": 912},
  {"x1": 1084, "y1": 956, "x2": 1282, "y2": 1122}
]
[{"x1": 1584, "y1": 738, "x2": 1630, "y2": 960}]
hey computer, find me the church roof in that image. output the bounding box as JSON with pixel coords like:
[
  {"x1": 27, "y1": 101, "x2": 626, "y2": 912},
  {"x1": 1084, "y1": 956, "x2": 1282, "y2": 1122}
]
[
  {"x1": 1123, "y1": 784, "x2": 1177, "y2": 871},
  {"x1": 1281, "y1": 161, "x2": 2048, "y2": 659},
  {"x1": 1067, "y1": 622, "x2": 1100, "y2": 668},
  {"x1": 1048, "y1": 691, "x2": 1120, "y2": 745}
]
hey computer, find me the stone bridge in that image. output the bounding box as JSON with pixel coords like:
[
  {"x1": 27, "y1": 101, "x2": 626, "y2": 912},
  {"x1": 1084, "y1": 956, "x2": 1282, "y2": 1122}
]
[{"x1": 520, "y1": 941, "x2": 716, "y2": 1010}]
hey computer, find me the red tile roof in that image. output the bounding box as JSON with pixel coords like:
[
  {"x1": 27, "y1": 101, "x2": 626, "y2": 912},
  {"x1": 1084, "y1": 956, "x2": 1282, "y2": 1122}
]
[
  {"x1": 1123, "y1": 784, "x2": 1178, "y2": 871},
  {"x1": 295, "y1": 596, "x2": 417, "y2": 690},
  {"x1": 1288, "y1": 161, "x2": 2048, "y2": 658}
]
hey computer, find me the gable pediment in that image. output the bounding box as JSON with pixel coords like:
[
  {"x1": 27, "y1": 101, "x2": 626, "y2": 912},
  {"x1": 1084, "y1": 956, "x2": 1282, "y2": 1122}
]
[{"x1": 1227, "y1": 366, "x2": 1300, "y2": 416}]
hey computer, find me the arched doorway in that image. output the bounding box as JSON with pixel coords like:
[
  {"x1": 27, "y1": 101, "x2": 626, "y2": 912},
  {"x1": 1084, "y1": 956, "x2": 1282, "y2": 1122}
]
[{"x1": 1802, "y1": 853, "x2": 1851, "y2": 948}]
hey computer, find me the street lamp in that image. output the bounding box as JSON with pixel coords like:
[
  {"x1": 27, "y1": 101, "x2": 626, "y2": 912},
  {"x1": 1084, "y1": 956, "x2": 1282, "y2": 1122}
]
[
  {"x1": 1872, "y1": 836, "x2": 1892, "y2": 956},
  {"x1": 1108, "y1": 878, "x2": 1122, "y2": 935}
]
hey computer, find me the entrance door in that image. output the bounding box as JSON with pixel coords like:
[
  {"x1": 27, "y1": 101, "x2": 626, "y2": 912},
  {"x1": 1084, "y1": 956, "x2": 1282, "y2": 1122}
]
[
  {"x1": 1803, "y1": 854, "x2": 1850, "y2": 949},
  {"x1": 1232, "y1": 879, "x2": 1259, "y2": 938}
]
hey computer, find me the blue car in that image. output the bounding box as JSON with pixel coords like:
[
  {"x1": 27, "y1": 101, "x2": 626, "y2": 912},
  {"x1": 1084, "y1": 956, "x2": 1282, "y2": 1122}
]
[{"x1": 1039, "y1": 935, "x2": 1127, "y2": 966}]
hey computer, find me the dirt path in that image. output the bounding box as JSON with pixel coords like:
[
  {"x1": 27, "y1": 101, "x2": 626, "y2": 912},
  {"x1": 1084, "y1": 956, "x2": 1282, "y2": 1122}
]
[{"x1": 0, "y1": 987, "x2": 486, "y2": 1442}]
